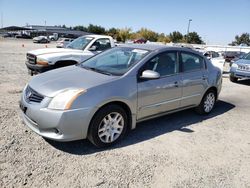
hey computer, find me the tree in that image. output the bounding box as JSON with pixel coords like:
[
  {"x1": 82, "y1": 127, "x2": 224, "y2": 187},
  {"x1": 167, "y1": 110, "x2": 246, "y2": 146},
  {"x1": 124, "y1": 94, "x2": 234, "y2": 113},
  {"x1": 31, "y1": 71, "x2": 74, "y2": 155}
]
[
  {"x1": 136, "y1": 28, "x2": 159, "y2": 42},
  {"x1": 87, "y1": 24, "x2": 106, "y2": 34},
  {"x1": 107, "y1": 27, "x2": 119, "y2": 39},
  {"x1": 230, "y1": 33, "x2": 250, "y2": 46},
  {"x1": 185, "y1": 32, "x2": 204, "y2": 44},
  {"x1": 117, "y1": 28, "x2": 132, "y2": 42},
  {"x1": 157, "y1": 33, "x2": 171, "y2": 43},
  {"x1": 169, "y1": 31, "x2": 183, "y2": 43}
]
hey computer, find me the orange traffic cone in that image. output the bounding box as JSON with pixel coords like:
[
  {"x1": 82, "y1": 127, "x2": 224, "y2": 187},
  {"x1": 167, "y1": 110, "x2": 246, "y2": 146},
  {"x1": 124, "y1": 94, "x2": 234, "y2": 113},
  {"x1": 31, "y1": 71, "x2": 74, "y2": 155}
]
[{"x1": 45, "y1": 45, "x2": 47, "y2": 48}]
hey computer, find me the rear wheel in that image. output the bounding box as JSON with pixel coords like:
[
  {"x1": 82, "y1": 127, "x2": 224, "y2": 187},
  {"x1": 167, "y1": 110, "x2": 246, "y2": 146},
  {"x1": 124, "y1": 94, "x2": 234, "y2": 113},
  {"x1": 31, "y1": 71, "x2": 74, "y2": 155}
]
[
  {"x1": 88, "y1": 105, "x2": 128, "y2": 148},
  {"x1": 230, "y1": 75, "x2": 238, "y2": 83},
  {"x1": 195, "y1": 90, "x2": 216, "y2": 115}
]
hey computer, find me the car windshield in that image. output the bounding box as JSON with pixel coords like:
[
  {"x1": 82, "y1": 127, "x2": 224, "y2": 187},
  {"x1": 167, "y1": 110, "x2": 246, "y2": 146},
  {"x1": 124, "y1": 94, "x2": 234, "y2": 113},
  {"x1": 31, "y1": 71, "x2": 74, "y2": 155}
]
[
  {"x1": 243, "y1": 53, "x2": 250, "y2": 60},
  {"x1": 66, "y1": 36, "x2": 93, "y2": 50},
  {"x1": 80, "y1": 47, "x2": 149, "y2": 75}
]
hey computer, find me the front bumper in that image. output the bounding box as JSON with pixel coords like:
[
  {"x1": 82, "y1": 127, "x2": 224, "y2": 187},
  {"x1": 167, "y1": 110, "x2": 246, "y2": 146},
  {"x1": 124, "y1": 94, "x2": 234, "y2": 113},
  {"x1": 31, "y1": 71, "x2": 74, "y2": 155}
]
[
  {"x1": 20, "y1": 91, "x2": 93, "y2": 141},
  {"x1": 230, "y1": 69, "x2": 250, "y2": 79},
  {"x1": 25, "y1": 61, "x2": 53, "y2": 74}
]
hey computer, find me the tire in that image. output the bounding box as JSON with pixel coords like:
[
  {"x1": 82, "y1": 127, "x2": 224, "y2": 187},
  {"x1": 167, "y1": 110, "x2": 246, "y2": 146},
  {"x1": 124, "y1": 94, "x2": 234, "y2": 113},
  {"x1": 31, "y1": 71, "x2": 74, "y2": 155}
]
[
  {"x1": 88, "y1": 105, "x2": 128, "y2": 148},
  {"x1": 230, "y1": 75, "x2": 238, "y2": 83},
  {"x1": 195, "y1": 90, "x2": 216, "y2": 115}
]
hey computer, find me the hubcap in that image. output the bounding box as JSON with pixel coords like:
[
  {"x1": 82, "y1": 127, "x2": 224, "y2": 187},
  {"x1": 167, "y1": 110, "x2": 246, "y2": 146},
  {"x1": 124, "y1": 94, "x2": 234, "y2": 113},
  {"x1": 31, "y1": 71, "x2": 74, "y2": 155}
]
[
  {"x1": 204, "y1": 92, "x2": 215, "y2": 113},
  {"x1": 98, "y1": 112, "x2": 124, "y2": 143}
]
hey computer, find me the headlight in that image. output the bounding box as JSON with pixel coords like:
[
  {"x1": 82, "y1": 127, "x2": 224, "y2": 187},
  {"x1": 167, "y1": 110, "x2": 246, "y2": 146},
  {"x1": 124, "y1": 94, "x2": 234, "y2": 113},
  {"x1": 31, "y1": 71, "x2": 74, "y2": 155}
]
[
  {"x1": 36, "y1": 57, "x2": 49, "y2": 66},
  {"x1": 48, "y1": 89, "x2": 86, "y2": 110},
  {"x1": 231, "y1": 63, "x2": 238, "y2": 68}
]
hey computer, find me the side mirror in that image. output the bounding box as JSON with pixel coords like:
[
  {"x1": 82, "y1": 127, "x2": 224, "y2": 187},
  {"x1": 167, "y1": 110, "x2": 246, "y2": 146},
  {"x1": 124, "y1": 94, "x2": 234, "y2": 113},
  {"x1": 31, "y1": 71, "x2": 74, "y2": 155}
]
[
  {"x1": 89, "y1": 45, "x2": 97, "y2": 51},
  {"x1": 140, "y1": 70, "x2": 160, "y2": 80}
]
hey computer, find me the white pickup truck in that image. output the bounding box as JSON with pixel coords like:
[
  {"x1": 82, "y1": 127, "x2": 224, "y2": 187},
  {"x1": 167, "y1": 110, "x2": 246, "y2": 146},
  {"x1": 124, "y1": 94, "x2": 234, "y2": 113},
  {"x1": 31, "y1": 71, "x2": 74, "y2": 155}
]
[{"x1": 25, "y1": 35, "x2": 115, "y2": 75}]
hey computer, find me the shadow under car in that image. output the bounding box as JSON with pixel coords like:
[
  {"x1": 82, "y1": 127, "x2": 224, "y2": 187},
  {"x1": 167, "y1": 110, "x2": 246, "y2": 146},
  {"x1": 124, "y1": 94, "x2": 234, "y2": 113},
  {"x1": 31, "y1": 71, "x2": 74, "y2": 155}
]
[{"x1": 45, "y1": 100, "x2": 235, "y2": 155}]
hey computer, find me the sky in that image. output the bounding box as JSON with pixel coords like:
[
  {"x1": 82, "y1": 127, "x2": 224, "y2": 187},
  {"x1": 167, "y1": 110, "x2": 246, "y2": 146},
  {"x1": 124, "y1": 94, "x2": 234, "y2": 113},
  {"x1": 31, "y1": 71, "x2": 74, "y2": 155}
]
[{"x1": 0, "y1": 0, "x2": 249, "y2": 45}]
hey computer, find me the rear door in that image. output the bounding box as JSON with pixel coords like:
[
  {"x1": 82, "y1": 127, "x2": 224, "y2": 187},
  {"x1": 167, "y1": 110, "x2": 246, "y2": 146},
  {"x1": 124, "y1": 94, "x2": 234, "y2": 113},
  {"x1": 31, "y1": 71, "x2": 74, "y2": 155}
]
[
  {"x1": 137, "y1": 51, "x2": 182, "y2": 120},
  {"x1": 179, "y1": 51, "x2": 208, "y2": 107}
]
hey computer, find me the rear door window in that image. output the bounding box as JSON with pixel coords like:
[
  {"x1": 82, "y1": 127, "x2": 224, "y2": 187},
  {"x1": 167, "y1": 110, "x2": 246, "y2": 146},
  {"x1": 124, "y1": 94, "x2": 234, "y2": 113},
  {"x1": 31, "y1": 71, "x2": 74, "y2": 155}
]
[{"x1": 180, "y1": 52, "x2": 205, "y2": 72}]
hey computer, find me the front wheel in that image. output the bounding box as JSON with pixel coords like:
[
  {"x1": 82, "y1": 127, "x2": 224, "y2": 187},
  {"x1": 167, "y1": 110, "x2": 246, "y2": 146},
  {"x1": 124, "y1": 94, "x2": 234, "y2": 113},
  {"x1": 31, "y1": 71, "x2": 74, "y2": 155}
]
[
  {"x1": 88, "y1": 105, "x2": 128, "y2": 148},
  {"x1": 195, "y1": 90, "x2": 216, "y2": 115}
]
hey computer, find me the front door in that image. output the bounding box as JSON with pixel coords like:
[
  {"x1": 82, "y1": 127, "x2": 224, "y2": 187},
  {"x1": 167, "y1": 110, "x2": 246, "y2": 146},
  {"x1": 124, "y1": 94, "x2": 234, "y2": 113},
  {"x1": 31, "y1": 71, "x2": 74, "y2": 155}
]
[{"x1": 137, "y1": 51, "x2": 182, "y2": 120}]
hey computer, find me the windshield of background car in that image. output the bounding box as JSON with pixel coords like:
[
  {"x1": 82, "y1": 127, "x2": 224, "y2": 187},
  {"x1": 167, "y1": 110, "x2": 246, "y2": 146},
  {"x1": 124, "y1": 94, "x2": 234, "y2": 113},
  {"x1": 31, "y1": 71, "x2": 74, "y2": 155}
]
[
  {"x1": 243, "y1": 53, "x2": 250, "y2": 60},
  {"x1": 66, "y1": 37, "x2": 93, "y2": 50},
  {"x1": 80, "y1": 47, "x2": 149, "y2": 75}
]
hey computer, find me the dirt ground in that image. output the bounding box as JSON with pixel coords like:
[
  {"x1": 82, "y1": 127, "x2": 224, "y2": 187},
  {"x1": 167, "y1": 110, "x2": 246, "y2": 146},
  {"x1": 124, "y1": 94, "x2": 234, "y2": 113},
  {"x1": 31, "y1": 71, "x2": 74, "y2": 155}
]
[{"x1": 0, "y1": 38, "x2": 250, "y2": 188}]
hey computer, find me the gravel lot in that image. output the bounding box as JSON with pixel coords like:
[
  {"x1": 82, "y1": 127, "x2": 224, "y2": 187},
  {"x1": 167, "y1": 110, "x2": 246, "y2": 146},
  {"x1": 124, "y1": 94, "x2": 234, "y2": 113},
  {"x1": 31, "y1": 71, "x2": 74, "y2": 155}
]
[{"x1": 0, "y1": 38, "x2": 250, "y2": 188}]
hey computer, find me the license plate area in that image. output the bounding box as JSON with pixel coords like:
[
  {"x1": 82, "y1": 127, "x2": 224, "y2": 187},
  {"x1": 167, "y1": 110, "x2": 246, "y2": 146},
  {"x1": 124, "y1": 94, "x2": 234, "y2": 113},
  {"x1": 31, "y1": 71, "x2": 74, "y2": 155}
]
[{"x1": 238, "y1": 65, "x2": 250, "y2": 71}]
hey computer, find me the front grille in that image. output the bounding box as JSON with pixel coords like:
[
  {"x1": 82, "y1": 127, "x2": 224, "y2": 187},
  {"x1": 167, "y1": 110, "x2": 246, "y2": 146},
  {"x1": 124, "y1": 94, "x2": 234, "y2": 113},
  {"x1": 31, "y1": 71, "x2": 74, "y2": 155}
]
[
  {"x1": 27, "y1": 53, "x2": 36, "y2": 64},
  {"x1": 25, "y1": 86, "x2": 44, "y2": 103}
]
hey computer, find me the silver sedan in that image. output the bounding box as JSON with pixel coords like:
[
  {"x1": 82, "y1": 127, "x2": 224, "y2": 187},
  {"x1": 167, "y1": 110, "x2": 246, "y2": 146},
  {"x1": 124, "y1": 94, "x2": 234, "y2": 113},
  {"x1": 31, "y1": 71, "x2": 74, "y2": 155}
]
[{"x1": 20, "y1": 45, "x2": 222, "y2": 147}]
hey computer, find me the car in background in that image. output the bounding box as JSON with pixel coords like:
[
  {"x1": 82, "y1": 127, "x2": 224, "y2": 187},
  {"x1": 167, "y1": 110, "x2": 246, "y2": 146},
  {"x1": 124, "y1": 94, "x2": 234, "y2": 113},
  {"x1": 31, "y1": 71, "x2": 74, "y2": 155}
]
[
  {"x1": 230, "y1": 52, "x2": 250, "y2": 82},
  {"x1": 133, "y1": 38, "x2": 147, "y2": 44},
  {"x1": 20, "y1": 45, "x2": 222, "y2": 147},
  {"x1": 26, "y1": 35, "x2": 115, "y2": 75},
  {"x1": 56, "y1": 38, "x2": 74, "y2": 48},
  {"x1": 229, "y1": 52, "x2": 246, "y2": 66},
  {"x1": 33, "y1": 36, "x2": 50, "y2": 43},
  {"x1": 2, "y1": 33, "x2": 12, "y2": 38},
  {"x1": 204, "y1": 51, "x2": 225, "y2": 72},
  {"x1": 222, "y1": 51, "x2": 245, "y2": 63},
  {"x1": 15, "y1": 34, "x2": 32, "y2": 39}
]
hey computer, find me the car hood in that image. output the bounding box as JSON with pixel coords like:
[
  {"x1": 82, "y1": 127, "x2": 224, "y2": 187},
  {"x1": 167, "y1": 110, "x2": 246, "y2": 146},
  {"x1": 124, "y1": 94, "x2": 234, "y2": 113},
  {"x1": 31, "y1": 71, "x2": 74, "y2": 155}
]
[
  {"x1": 235, "y1": 59, "x2": 250, "y2": 65},
  {"x1": 28, "y1": 48, "x2": 83, "y2": 56},
  {"x1": 28, "y1": 66, "x2": 117, "y2": 97}
]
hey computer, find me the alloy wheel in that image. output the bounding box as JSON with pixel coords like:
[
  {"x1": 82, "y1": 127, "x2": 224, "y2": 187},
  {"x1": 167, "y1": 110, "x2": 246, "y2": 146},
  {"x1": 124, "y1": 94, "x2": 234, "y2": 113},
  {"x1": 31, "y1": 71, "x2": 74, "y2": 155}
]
[
  {"x1": 204, "y1": 92, "x2": 215, "y2": 113},
  {"x1": 98, "y1": 112, "x2": 124, "y2": 143}
]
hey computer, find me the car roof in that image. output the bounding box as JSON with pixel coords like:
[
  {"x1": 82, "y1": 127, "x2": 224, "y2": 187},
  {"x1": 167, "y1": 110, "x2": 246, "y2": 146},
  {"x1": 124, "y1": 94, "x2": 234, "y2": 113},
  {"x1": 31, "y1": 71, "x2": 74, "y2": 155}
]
[{"x1": 119, "y1": 43, "x2": 198, "y2": 53}]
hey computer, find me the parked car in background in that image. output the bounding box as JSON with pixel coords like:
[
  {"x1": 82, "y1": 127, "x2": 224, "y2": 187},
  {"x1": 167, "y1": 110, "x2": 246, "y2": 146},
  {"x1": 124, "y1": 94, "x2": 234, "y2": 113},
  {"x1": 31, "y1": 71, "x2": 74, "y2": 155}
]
[
  {"x1": 26, "y1": 35, "x2": 115, "y2": 75},
  {"x1": 230, "y1": 52, "x2": 246, "y2": 66},
  {"x1": 2, "y1": 33, "x2": 12, "y2": 38},
  {"x1": 33, "y1": 36, "x2": 50, "y2": 43},
  {"x1": 204, "y1": 51, "x2": 220, "y2": 59},
  {"x1": 133, "y1": 38, "x2": 147, "y2": 44},
  {"x1": 15, "y1": 34, "x2": 32, "y2": 39},
  {"x1": 56, "y1": 38, "x2": 74, "y2": 48},
  {"x1": 204, "y1": 51, "x2": 225, "y2": 72},
  {"x1": 223, "y1": 51, "x2": 245, "y2": 63},
  {"x1": 230, "y1": 52, "x2": 250, "y2": 82},
  {"x1": 20, "y1": 45, "x2": 222, "y2": 147},
  {"x1": 48, "y1": 33, "x2": 59, "y2": 41}
]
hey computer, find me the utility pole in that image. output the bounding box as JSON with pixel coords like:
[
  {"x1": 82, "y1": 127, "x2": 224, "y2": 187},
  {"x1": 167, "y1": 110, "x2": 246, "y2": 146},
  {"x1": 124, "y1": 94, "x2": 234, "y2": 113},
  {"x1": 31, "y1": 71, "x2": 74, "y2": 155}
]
[
  {"x1": 186, "y1": 19, "x2": 192, "y2": 43},
  {"x1": 45, "y1": 20, "x2": 47, "y2": 37},
  {"x1": 187, "y1": 19, "x2": 192, "y2": 35}
]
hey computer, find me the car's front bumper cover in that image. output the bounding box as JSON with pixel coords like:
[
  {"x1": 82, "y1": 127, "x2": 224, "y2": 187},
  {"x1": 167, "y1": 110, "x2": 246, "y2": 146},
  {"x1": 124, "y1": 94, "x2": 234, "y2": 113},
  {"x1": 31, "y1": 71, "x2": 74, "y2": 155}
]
[
  {"x1": 230, "y1": 69, "x2": 250, "y2": 79},
  {"x1": 20, "y1": 92, "x2": 93, "y2": 141},
  {"x1": 25, "y1": 61, "x2": 53, "y2": 74}
]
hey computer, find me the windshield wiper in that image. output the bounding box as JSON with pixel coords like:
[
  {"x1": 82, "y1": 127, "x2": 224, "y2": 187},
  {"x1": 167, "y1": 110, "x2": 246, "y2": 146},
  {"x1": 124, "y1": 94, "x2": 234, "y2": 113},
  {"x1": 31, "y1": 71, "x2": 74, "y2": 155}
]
[{"x1": 81, "y1": 66, "x2": 113, "y2": 76}]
